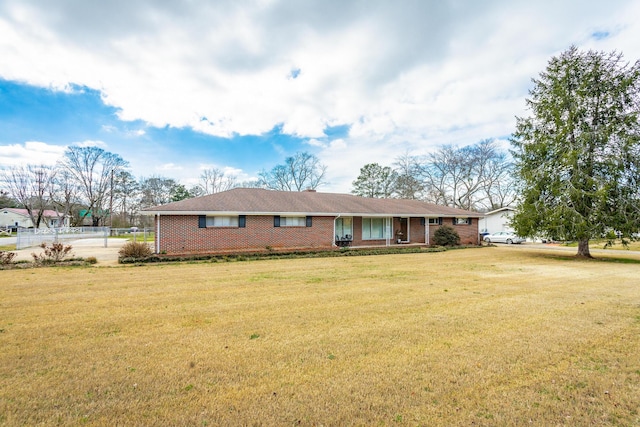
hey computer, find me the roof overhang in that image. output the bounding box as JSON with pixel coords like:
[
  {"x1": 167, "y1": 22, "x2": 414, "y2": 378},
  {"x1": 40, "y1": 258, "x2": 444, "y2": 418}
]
[{"x1": 141, "y1": 210, "x2": 484, "y2": 218}]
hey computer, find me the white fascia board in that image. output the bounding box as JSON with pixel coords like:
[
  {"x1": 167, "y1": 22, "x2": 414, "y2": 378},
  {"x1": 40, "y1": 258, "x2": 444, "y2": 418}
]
[
  {"x1": 141, "y1": 211, "x2": 346, "y2": 216},
  {"x1": 485, "y1": 207, "x2": 514, "y2": 216},
  {"x1": 140, "y1": 211, "x2": 468, "y2": 217}
]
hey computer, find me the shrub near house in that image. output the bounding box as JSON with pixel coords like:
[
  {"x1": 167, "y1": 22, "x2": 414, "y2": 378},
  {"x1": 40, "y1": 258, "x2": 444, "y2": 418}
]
[{"x1": 433, "y1": 225, "x2": 461, "y2": 246}]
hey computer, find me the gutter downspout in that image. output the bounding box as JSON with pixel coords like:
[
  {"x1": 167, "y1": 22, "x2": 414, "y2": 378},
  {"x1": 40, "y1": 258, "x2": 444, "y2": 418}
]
[
  {"x1": 156, "y1": 214, "x2": 160, "y2": 254},
  {"x1": 333, "y1": 214, "x2": 340, "y2": 247}
]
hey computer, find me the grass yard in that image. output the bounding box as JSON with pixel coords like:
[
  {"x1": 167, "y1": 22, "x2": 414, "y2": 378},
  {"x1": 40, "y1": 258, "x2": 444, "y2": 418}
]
[
  {"x1": 1, "y1": 247, "x2": 639, "y2": 425},
  {"x1": 109, "y1": 233, "x2": 155, "y2": 242}
]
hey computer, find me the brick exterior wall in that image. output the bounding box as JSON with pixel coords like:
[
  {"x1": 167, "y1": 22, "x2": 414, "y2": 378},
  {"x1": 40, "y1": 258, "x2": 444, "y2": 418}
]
[
  {"x1": 156, "y1": 215, "x2": 336, "y2": 254},
  {"x1": 428, "y1": 217, "x2": 480, "y2": 245},
  {"x1": 154, "y1": 214, "x2": 479, "y2": 255},
  {"x1": 408, "y1": 217, "x2": 427, "y2": 244}
]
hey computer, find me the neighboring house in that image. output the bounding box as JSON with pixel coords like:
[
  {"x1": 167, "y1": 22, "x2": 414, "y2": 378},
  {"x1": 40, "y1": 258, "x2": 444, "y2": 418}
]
[
  {"x1": 142, "y1": 188, "x2": 484, "y2": 255},
  {"x1": 479, "y1": 207, "x2": 515, "y2": 235},
  {"x1": 0, "y1": 208, "x2": 71, "y2": 229}
]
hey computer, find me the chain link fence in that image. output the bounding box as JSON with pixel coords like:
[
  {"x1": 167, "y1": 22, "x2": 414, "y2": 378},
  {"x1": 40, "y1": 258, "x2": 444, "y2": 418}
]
[{"x1": 16, "y1": 227, "x2": 110, "y2": 250}]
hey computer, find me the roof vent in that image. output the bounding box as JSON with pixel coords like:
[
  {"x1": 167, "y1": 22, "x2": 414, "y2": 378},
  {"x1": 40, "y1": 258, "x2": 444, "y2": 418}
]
[{"x1": 304, "y1": 189, "x2": 316, "y2": 192}]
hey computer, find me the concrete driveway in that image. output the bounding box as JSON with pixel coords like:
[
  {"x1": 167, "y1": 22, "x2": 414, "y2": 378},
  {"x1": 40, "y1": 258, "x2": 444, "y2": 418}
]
[
  {"x1": 9, "y1": 238, "x2": 131, "y2": 266},
  {"x1": 0, "y1": 236, "x2": 17, "y2": 245}
]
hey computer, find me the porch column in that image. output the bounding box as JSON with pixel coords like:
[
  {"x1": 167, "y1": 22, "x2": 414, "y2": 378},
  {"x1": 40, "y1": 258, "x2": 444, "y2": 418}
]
[{"x1": 424, "y1": 217, "x2": 429, "y2": 245}]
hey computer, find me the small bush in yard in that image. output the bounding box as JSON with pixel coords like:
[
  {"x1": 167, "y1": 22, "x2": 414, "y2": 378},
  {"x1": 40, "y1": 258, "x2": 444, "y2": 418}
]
[
  {"x1": 119, "y1": 241, "x2": 153, "y2": 259},
  {"x1": 0, "y1": 250, "x2": 17, "y2": 265},
  {"x1": 32, "y1": 242, "x2": 74, "y2": 264},
  {"x1": 433, "y1": 225, "x2": 460, "y2": 246}
]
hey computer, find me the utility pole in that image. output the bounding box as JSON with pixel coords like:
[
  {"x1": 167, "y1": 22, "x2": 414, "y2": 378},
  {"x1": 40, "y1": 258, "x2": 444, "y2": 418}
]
[{"x1": 109, "y1": 169, "x2": 114, "y2": 229}]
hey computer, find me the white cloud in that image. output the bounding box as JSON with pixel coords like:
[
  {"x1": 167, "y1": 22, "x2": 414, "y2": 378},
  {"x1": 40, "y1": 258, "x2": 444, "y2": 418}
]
[
  {"x1": 1, "y1": 0, "x2": 639, "y2": 191},
  {"x1": 129, "y1": 129, "x2": 146, "y2": 137},
  {"x1": 155, "y1": 163, "x2": 183, "y2": 172},
  {"x1": 306, "y1": 139, "x2": 327, "y2": 148},
  {"x1": 0, "y1": 141, "x2": 66, "y2": 167},
  {"x1": 101, "y1": 125, "x2": 116, "y2": 133},
  {"x1": 75, "y1": 140, "x2": 107, "y2": 148}
]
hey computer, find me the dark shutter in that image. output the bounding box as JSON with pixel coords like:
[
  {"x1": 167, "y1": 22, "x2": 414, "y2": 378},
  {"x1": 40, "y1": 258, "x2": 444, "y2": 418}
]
[
  {"x1": 198, "y1": 215, "x2": 206, "y2": 228},
  {"x1": 468, "y1": 218, "x2": 473, "y2": 225},
  {"x1": 306, "y1": 216, "x2": 312, "y2": 227},
  {"x1": 420, "y1": 218, "x2": 425, "y2": 226},
  {"x1": 438, "y1": 217, "x2": 443, "y2": 225},
  {"x1": 453, "y1": 218, "x2": 457, "y2": 225},
  {"x1": 239, "y1": 215, "x2": 246, "y2": 228},
  {"x1": 274, "y1": 216, "x2": 280, "y2": 227}
]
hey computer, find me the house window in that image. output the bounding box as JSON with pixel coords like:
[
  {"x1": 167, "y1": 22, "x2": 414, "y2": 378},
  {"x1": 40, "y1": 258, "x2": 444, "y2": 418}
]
[
  {"x1": 335, "y1": 217, "x2": 353, "y2": 238},
  {"x1": 362, "y1": 217, "x2": 388, "y2": 240},
  {"x1": 280, "y1": 216, "x2": 306, "y2": 227},
  {"x1": 206, "y1": 216, "x2": 239, "y2": 227},
  {"x1": 428, "y1": 218, "x2": 440, "y2": 225},
  {"x1": 454, "y1": 217, "x2": 470, "y2": 225}
]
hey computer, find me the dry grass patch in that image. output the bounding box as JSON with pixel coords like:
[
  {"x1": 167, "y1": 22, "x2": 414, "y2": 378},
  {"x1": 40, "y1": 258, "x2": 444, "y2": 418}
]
[
  {"x1": 562, "y1": 239, "x2": 640, "y2": 251},
  {"x1": 593, "y1": 240, "x2": 640, "y2": 251},
  {"x1": 1, "y1": 247, "x2": 639, "y2": 425}
]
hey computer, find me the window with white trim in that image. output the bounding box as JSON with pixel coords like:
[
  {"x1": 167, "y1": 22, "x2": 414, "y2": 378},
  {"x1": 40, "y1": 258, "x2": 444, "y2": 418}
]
[
  {"x1": 280, "y1": 216, "x2": 306, "y2": 227},
  {"x1": 454, "y1": 217, "x2": 470, "y2": 225},
  {"x1": 362, "y1": 217, "x2": 388, "y2": 240},
  {"x1": 428, "y1": 218, "x2": 440, "y2": 225},
  {"x1": 335, "y1": 217, "x2": 353, "y2": 238},
  {"x1": 206, "y1": 216, "x2": 239, "y2": 227}
]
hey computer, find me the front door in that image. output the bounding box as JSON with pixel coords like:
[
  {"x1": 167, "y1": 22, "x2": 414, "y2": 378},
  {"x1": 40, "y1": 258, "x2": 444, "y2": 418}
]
[{"x1": 398, "y1": 217, "x2": 408, "y2": 243}]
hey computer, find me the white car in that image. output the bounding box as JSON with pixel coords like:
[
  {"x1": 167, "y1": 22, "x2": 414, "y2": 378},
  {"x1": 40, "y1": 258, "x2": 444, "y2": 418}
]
[{"x1": 483, "y1": 231, "x2": 526, "y2": 244}]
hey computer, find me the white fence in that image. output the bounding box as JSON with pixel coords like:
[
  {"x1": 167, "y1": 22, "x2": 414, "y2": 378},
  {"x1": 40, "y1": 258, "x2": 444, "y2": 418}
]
[{"x1": 17, "y1": 227, "x2": 110, "y2": 250}]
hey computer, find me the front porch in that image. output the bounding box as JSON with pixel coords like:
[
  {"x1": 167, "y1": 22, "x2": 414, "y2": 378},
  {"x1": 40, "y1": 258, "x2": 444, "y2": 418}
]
[{"x1": 333, "y1": 216, "x2": 431, "y2": 248}]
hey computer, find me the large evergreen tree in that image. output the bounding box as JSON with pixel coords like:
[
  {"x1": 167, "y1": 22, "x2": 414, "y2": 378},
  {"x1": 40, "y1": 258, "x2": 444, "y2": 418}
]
[
  {"x1": 351, "y1": 163, "x2": 397, "y2": 198},
  {"x1": 511, "y1": 46, "x2": 640, "y2": 257}
]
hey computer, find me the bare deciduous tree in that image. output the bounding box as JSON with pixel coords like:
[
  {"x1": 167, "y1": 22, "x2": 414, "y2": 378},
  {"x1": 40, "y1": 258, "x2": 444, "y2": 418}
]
[
  {"x1": 259, "y1": 152, "x2": 327, "y2": 191},
  {"x1": 50, "y1": 169, "x2": 81, "y2": 226},
  {"x1": 414, "y1": 140, "x2": 515, "y2": 210},
  {"x1": 59, "y1": 146, "x2": 128, "y2": 226},
  {"x1": 138, "y1": 176, "x2": 179, "y2": 207},
  {"x1": 198, "y1": 168, "x2": 237, "y2": 195},
  {"x1": 0, "y1": 165, "x2": 57, "y2": 228},
  {"x1": 112, "y1": 170, "x2": 140, "y2": 225},
  {"x1": 0, "y1": 189, "x2": 16, "y2": 207},
  {"x1": 478, "y1": 150, "x2": 516, "y2": 211},
  {"x1": 392, "y1": 152, "x2": 424, "y2": 199}
]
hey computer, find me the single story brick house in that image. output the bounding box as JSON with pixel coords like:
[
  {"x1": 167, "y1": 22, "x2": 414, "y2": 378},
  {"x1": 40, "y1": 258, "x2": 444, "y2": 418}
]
[{"x1": 142, "y1": 188, "x2": 484, "y2": 255}]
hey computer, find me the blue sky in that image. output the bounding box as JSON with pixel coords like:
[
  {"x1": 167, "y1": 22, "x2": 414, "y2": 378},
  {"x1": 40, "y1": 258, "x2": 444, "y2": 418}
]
[
  {"x1": 1, "y1": 0, "x2": 639, "y2": 192},
  {"x1": 0, "y1": 79, "x2": 320, "y2": 185}
]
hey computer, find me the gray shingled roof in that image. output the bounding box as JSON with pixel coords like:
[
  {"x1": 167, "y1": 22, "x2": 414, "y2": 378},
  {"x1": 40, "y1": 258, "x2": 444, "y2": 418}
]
[{"x1": 142, "y1": 188, "x2": 483, "y2": 217}]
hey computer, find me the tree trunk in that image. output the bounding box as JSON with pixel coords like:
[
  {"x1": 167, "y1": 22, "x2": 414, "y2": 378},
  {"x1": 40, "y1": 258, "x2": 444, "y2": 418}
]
[{"x1": 577, "y1": 238, "x2": 592, "y2": 258}]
